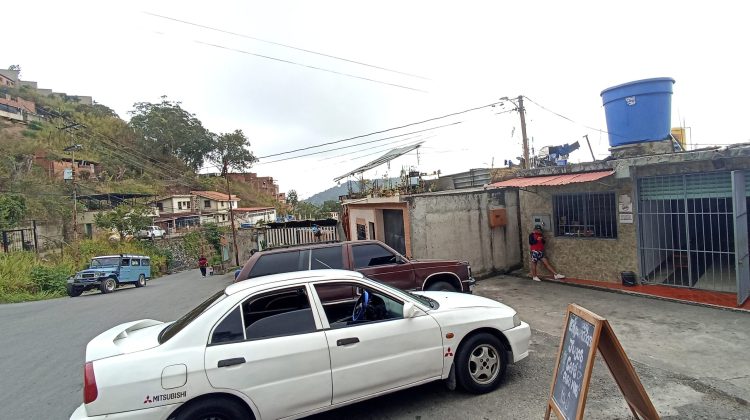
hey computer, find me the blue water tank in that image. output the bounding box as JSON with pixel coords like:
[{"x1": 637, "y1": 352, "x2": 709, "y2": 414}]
[{"x1": 600, "y1": 77, "x2": 675, "y2": 147}]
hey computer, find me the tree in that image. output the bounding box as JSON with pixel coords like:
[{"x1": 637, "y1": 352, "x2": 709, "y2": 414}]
[
  {"x1": 0, "y1": 194, "x2": 27, "y2": 229},
  {"x1": 94, "y1": 204, "x2": 153, "y2": 240},
  {"x1": 320, "y1": 200, "x2": 342, "y2": 215},
  {"x1": 128, "y1": 97, "x2": 216, "y2": 170},
  {"x1": 287, "y1": 190, "x2": 299, "y2": 208},
  {"x1": 295, "y1": 201, "x2": 323, "y2": 220},
  {"x1": 209, "y1": 129, "x2": 257, "y2": 173}
]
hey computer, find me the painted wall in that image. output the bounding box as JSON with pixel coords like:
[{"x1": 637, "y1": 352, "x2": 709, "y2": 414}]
[
  {"x1": 519, "y1": 178, "x2": 637, "y2": 283},
  {"x1": 346, "y1": 202, "x2": 412, "y2": 257},
  {"x1": 406, "y1": 189, "x2": 520, "y2": 277},
  {"x1": 157, "y1": 196, "x2": 194, "y2": 214}
]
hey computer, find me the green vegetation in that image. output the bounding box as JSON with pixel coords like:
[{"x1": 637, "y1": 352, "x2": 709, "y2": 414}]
[{"x1": 0, "y1": 65, "x2": 273, "y2": 303}]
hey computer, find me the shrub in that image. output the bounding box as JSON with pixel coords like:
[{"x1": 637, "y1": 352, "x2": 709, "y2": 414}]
[{"x1": 30, "y1": 265, "x2": 70, "y2": 294}]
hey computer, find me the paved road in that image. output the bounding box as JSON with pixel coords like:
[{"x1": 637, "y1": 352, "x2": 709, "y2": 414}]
[
  {"x1": 2, "y1": 272, "x2": 749, "y2": 419},
  {"x1": 0, "y1": 269, "x2": 234, "y2": 420}
]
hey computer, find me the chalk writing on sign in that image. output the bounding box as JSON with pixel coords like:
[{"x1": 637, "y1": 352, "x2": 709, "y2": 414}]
[{"x1": 552, "y1": 312, "x2": 594, "y2": 420}]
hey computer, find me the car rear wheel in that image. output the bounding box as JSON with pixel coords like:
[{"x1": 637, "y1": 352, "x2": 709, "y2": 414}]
[
  {"x1": 99, "y1": 278, "x2": 117, "y2": 294},
  {"x1": 135, "y1": 274, "x2": 146, "y2": 287},
  {"x1": 426, "y1": 280, "x2": 458, "y2": 292},
  {"x1": 174, "y1": 396, "x2": 251, "y2": 420},
  {"x1": 455, "y1": 332, "x2": 507, "y2": 394}
]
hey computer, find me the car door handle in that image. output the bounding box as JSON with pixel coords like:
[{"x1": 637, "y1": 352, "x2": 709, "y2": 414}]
[
  {"x1": 217, "y1": 357, "x2": 246, "y2": 368},
  {"x1": 337, "y1": 337, "x2": 359, "y2": 346}
]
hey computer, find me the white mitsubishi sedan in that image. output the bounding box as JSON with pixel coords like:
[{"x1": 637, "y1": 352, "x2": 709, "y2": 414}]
[{"x1": 71, "y1": 270, "x2": 530, "y2": 420}]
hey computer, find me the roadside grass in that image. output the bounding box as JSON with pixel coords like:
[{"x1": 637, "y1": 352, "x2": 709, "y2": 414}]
[{"x1": 0, "y1": 237, "x2": 172, "y2": 304}]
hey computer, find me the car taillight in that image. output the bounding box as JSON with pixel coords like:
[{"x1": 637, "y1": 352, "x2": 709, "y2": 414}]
[{"x1": 84, "y1": 362, "x2": 98, "y2": 404}]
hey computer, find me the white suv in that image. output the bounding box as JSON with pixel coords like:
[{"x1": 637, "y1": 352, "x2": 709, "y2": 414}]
[{"x1": 138, "y1": 226, "x2": 165, "y2": 239}]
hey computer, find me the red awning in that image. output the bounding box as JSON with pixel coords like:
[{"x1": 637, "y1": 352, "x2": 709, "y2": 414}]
[{"x1": 487, "y1": 170, "x2": 614, "y2": 188}]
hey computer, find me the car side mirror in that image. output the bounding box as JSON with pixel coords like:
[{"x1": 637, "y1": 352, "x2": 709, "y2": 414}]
[{"x1": 403, "y1": 302, "x2": 417, "y2": 318}]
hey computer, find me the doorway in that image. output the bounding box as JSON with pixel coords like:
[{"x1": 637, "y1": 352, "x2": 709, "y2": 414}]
[{"x1": 383, "y1": 209, "x2": 406, "y2": 256}]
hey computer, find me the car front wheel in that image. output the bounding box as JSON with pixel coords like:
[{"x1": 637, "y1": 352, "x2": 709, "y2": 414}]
[
  {"x1": 426, "y1": 280, "x2": 458, "y2": 292},
  {"x1": 174, "y1": 396, "x2": 251, "y2": 420},
  {"x1": 100, "y1": 278, "x2": 117, "y2": 294},
  {"x1": 67, "y1": 286, "x2": 83, "y2": 297},
  {"x1": 135, "y1": 274, "x2": 146, "y2": 287},
  {"x1": 455, "y1": 332, "x2": 508, "y2": 394}
]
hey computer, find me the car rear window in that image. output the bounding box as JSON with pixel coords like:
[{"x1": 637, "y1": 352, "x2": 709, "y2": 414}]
[
  {"x1": 159, "y1": 290, "x2": 226, "y2": 343},
  {"x1": 352, "y1": 244, "x2": 398, "y2": 268},
  {"x1": 311, "y1": 246, "x2": 344, "y2": 270},
  {"x1": 249, "y1": 251, "x2": 309, "y2": 278}
]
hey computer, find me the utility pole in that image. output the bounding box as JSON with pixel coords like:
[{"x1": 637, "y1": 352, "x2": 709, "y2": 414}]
[
  {"x1": 517, "y1": 95, "x2": 530, "y2": 169},
  {"x1": 64, "y1": 144, "x2": 83, "y2": 244},
  {"x1": 223, "y1": 160, "x2": 241, "y2": 267}
]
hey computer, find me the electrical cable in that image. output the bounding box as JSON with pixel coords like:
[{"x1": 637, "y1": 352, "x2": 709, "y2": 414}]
[
  {"x1": 144, "y1": 12, "x2": 430, "y2": 80},
  {"x1": 254, "y1": 122, "x2": 462, "y2": 166},
  {"x1": 256, "y1": 100, "x2": 503, "y2": 160},
  {"x1": 522, "y1": 96, "x2": 628, "y2": 139},
  {"x1": 190, "y1": 39, "x2": 427, "y2": 93}
]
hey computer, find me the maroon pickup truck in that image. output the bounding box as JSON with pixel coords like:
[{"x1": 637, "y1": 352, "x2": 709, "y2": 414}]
[{"x1": 234, "y1": 240, "x2": 475, "y2": 293}]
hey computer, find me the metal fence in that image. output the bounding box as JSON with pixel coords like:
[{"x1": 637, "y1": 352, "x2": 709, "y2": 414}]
[
  {"x1": 638, "y1": 172, "x2": 747, "y2": 293},
  {"x1": 1, "y1": 227, "x2": 38, "y2": 253},
  {"x1": 262, "y1": 226, "x2": 339, "y2": 250}
]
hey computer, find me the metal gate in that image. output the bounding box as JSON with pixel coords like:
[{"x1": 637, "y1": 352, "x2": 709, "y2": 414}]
[
  {"x1": 732, "y1": 171, "x2": 749, "y2": 305},
  {"x1": 1, "y1": 227, "x2": 37, "y2": 253},
  {"x1": 638, "y1": 172, "x2": 750, "y2": 295}
]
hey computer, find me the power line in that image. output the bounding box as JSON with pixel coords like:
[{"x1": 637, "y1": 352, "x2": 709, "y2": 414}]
[
  {"x1": 144, "y1": 12, "x2": 430, "y2": 80},
  {"x1": 522, "y1": 96, "x2": 628, "y2": 139},
  {"x1": 255, "y1": 122, "x2": 462, "y2": 166},
  {"x1": 320, "y1": 134, "x2": 432, "y2": 162},
  {"x1": 257, "y1": 100, "x2": 503, "y2": 160},
  {"x1": 189, "y1": 39, "x2": 428, "y2": 93}
]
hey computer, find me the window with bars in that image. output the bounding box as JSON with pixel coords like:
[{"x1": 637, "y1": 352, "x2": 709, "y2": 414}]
[{"x1": 553, "y1": 192, "x2": 617, "y2": 238}]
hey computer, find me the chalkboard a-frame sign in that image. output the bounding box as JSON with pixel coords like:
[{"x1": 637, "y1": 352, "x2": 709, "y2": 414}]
[{"x1": 544, "y1": 304, "x2": 659, "y2": 420}]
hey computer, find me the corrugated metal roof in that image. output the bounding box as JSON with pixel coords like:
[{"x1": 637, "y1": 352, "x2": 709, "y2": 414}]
[{"x1": 487, "y1": 170, "x2": 614, "y2": 188}]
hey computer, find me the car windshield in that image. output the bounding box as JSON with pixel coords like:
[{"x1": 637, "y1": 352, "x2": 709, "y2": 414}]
[
  {"x1": 90, "y1": 257, "x2": 120, "y2": 268},
  {"x1": 158, "y1": 290, "x2": 227, "y2": 344},
  {"x1": 365, "y1": 277, "x2": 439, "y2": 309}
]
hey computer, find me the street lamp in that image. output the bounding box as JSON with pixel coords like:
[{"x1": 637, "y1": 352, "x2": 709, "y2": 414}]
[{"x1": 64, "y1": 144, "x2": 83, "y2": 243}]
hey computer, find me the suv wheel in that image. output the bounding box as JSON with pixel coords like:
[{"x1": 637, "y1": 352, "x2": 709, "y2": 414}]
[
  {"x1": 455, "y1": 333, "x2": 507, "y2": 394},
  {"x1": 67, "y1": 286, "x2": 83, "y2": 297},
  {"x1": 100, "y1": 278, "x2": 117, "y2": 294},
  {"x1": 135, "y1": 274, "x2": 146, "y2": 287}
]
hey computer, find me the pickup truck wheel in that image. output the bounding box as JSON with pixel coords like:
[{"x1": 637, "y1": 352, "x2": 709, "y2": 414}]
[
  {"x1": 135, "y1": 274, "x2": 146, "y2": 287},
  {"x1": 100, "y1": 278, "x2": 117, "y2": 294},
  {"x1": 426, "y1": 280, "x2": 458, "y2": 292},
  {"x1": 455, "y1": 333, "x2": 507, "y2": 394},
  {"x1": 67, "y1": 286, "x2": 83, "y2": 297}
]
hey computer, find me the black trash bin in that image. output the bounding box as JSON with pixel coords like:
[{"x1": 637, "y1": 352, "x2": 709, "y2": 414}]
[{"x1": 621, "y1": 271, "x2": 637, "y2": 287}]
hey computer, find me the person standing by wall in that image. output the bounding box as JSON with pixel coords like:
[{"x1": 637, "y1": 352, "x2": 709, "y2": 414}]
[
  {"x1": 198, "y1": 255, "x2": 208, "y2": 277},
  {"x1": 529, "y1": 225, "x2": 565, "y2": 282}
]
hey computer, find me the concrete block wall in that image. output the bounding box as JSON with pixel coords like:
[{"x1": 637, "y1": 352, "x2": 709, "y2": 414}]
[
  {"x1": 407, "y1": 189, "x2": 520, "y2": 277},
  {"x1": 519, "y1": 179, "x2": 638, "y2": 283}
]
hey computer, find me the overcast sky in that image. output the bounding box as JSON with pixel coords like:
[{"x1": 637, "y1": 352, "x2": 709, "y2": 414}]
[{"x1": 5, "y1": 1, "x2": 749, "y2": 198}]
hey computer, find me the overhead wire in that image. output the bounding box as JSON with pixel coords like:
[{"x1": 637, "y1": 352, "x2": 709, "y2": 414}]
[
  {"x1": 521, "y1": 96, "x2": 627, "y2": 139},
  {"x1": 256, "y1": 100, "x2": 504, "y2": 160},
  {"x1": 144, "y1": 12, "x2": 430, "y2": 80},
  {"x1": 254, "y1": 122, "x2": 462, "y2": 166}
]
